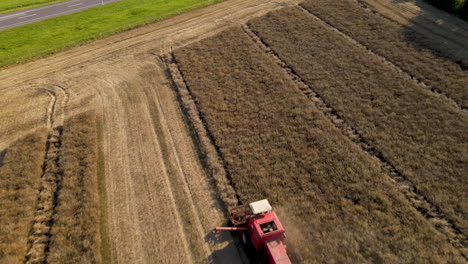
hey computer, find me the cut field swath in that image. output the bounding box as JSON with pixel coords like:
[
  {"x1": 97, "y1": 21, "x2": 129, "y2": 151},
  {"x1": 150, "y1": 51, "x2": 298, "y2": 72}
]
[
  {"x1": 0, "y1": 88, "x2": 51, "y2": 150},
  {"x1": 174, "y1": 26, "x2": 464, "y2": 263}
]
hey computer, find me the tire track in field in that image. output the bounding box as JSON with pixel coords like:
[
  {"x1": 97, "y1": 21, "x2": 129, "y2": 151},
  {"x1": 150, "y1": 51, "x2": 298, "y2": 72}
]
[
  {"x1": 131, "y1": 75, "x2": 196, "y2": 263},
  {"x1": 42, "y1": 89, "x2": 57, "y2": 128},
  {"x1": 92, "y1": 78, "x2": 145, "y2": 263},
  {"x1": 296, "y1": 4, "x2": 468, "y2": 112},
  {"x1": 242, "y1": 24, "x2": 468, "y2": 260},
  {"x1": 51, "y1": 85, "x2": 69, "y2": 127},
  {"x1": 23, "y1": 85, "x2": 68, "y2": 263},
  {"x1": 149, "y1": 57, "x2": 211, "y2": 257}
]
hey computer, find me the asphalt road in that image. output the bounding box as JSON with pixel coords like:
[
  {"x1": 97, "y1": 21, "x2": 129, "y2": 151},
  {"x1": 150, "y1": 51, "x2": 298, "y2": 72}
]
[{"x1": 0, "y1": 0, "x2": 121, "y2": 31}]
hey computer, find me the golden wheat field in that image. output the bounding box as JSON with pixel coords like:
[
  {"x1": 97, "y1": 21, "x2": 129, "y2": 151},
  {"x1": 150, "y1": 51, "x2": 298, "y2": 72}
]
[{"x1": 0, "y1": 0, "x2": 467, "y2": 263}]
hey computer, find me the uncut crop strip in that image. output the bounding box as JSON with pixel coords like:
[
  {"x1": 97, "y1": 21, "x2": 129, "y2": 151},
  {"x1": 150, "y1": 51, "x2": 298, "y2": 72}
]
[
  {"x1": 164, "y1": 53, "x2": 249, "y2": 262},
  {"x1": 270, "y1": 7, "x2": 467, "y2": 254},
  {"x1": 0, "y1": 130, "x2": 48, "y2": 264},
  {"x1": 248, "y1": 6, "x2": 468, "y2": 239},
  {"x1": 294, "y1": 4, "x2": 464, "y2": 114},
  {"x1": 300, "y1": 0, "x2": 468, "y2": 109},
  {"x1": 163, "y1": 52, "x2": 239, "y2": 210},
  {"x1": 356, "y1": 0, "x2": 468, "y2": 60},
  {"x1": 46, "y1": 111, "x2": 101, "y2": 263},
  {"x1": 174, "y1": 27, "x2": 464, "y2": 262},
  {"x1": 242, "y1": 24, "x2": 468, "y2": 259}
]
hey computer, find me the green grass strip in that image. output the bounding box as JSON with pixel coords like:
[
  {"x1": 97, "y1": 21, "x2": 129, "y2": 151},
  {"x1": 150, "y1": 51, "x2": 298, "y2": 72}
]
[
  {"x1": 0, "y1": 0, "x2": 221, "y2": 68},
  {"x1": 0, "y1": 0, "x2": 68, "y2": 14}
]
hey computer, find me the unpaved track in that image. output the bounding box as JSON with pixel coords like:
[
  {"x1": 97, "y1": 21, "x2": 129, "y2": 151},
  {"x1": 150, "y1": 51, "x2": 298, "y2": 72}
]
[{"x1": 0, "y1": 0, "x2": 300, "y2": 262}]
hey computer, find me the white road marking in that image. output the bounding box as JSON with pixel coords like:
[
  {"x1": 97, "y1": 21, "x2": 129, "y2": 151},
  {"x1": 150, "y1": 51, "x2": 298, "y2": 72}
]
[
  {"x1": 0, "y1": 0, "x2": 82, "y2": 21},
  {"x1": 0, "y1": 12, "x2": 27, "y2": 21},
  {"x1": 17, "y1": 14, "x2": 37, "y2": 19},
  {"x1": 0, "y1": 3, "x2": 100, "y2": 30},
  {"x1": 20, "y1": 0, "x2": 82, "y2": 13},
  {"x1": 67, "y1": 3, "x2": 83, "y2": 7},
  {"x1": 0, "y1": 0, "x2": 122, "y2": 31}
]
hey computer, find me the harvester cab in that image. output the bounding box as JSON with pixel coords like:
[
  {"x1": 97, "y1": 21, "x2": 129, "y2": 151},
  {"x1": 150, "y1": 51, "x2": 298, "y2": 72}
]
[{"x1": 214, "y1": 199, "x2": 291, "y2": 264}]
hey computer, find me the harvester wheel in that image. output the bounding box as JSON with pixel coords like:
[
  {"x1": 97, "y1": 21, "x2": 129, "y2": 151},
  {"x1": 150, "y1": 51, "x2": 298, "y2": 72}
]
[{"x1": 240, "y1": 231, "x2": 260, "y2": 263}]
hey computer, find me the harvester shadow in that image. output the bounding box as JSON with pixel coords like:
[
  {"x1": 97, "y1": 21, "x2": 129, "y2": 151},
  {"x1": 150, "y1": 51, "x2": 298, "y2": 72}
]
[
  {"x1": 205, "y1": 220, "x2": 252, "y2": 264},
  {"x1": 0, "y1": 149, "x2": 7, "y2": 167},
  {"x1": 391, "y1": 0, "x2": 468, "y2": 67}
]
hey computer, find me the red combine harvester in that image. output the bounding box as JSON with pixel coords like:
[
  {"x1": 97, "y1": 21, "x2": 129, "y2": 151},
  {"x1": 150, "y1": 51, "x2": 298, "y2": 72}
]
[{"x1": 214, "y1": 199, "x2": 291, "y2": 264}]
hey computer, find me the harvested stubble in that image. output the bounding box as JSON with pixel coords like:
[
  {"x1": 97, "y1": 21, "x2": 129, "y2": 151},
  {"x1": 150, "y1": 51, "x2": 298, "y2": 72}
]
[
  {"x1": 0, "y1": 129, "x2": 48, "y2": 264},
  {"x1": 248, "y1": 7, "x2": 468, "y2": 239},
  {"x1": 47, "y1": 111, "x2": 101, "y2": 263},
  {"x1": 300, "y1": 0, "x2": 468, "y2": 109},
  {"x1": 175, "y1": 27, "x2": 464, "y2": 263}
]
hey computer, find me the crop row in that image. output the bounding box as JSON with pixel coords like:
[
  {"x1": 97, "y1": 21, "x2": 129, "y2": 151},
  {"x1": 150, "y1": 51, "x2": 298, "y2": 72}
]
[
  {"x1": 0, "y1": 130, "x2": 48, "y2": 263},
  {"x1": 248, "y1": 7, "x2": 468, "y2": 238},
  {"x1": 175, "y1": 27, "x2": 463, "y2": 262},
  {"x1": 300, "y1": 0, "x2": 468, "y2": 109},
  {"x1": 0, "y1": 111, "x2": 101, "y2": 263},
  {"x1": 47, "y1": 112, "x2": 101, "y2": 263}
]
